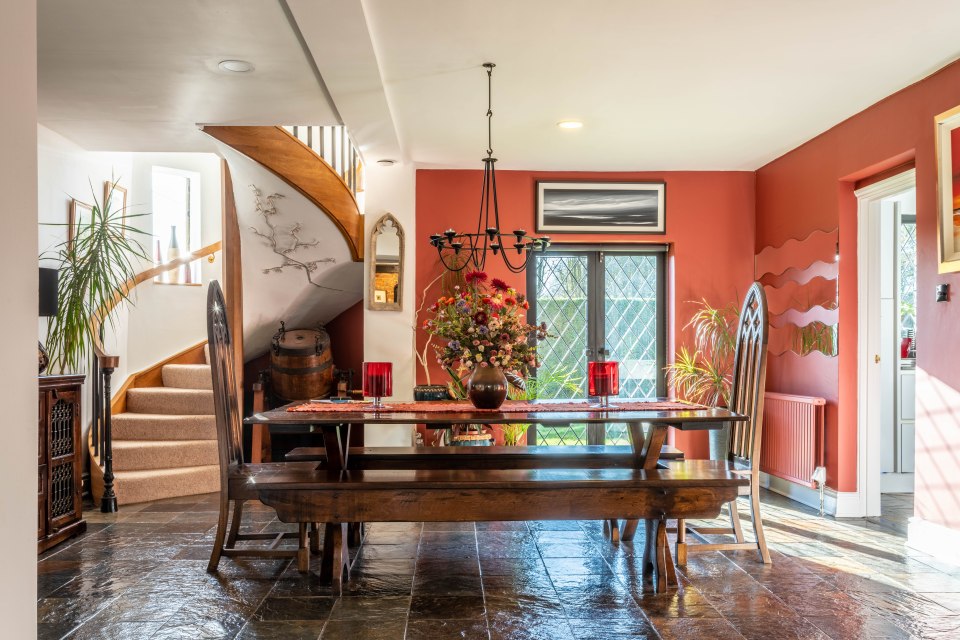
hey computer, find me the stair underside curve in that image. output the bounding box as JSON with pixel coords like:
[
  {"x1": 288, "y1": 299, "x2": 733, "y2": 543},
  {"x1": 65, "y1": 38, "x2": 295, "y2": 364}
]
[{"x1": 201, "y1": 125, "x2": 363, "y2": 261}]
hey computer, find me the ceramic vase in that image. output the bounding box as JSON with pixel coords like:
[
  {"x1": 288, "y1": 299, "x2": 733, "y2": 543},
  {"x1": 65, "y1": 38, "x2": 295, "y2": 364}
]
[{"x1": 466, "y1": 365, "x2": 507, "y2": 409}]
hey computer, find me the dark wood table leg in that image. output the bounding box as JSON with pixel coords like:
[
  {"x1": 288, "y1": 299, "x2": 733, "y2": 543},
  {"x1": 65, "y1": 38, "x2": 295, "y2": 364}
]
[
  {"x1": 320, "y1": 423, "x2": 351, "y2": 471},
  {"x1": 622, "y1": 422, "x2": 669, "y2": 543},
  {"x1": 320, "y1": 522, "x2": 350, "y2": 595},
  {"x1": 347, "y1": 522, "x2": 365, "y2": 547},
  {"x1": 641, "y1": 515, "x2": 676, "y2": 593}
]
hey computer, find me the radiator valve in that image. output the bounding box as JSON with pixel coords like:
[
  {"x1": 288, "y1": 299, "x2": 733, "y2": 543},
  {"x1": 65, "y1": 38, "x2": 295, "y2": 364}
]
[{"x1": 811, "y1": 466, "x2": 827, "y2": 517}]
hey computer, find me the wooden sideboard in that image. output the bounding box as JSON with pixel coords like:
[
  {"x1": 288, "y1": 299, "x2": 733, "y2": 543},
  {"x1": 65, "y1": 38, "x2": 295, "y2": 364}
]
[{"x1": 38, "y1": 374, "x2": 87, "y2": 553}]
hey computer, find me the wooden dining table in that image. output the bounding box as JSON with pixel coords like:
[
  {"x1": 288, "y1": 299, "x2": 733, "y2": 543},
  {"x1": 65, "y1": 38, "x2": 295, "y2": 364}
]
[{"x1": 246, "y1": 399, "x2": 746, "y2": 555}]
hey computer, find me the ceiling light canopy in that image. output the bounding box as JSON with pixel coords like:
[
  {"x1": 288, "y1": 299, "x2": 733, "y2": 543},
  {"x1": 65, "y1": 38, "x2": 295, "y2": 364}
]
[
  {"x1": 557, "y1": 120, "x2": 583, "y2": 129},
  {"x1": 217, "y1": 59, "x2": 255, "y2": 73},
  {"x1": 428, "y1": 63, "x2": 550, "y2": 273}
]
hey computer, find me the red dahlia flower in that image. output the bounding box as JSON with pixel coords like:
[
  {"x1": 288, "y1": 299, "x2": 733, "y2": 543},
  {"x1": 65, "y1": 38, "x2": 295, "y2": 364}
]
[
  {"x1": 464, "y1": 271, "x2": 488, "y2": 284},
  {"x1": 491, "y1": 278, "x2": 509, "y2": 292}
]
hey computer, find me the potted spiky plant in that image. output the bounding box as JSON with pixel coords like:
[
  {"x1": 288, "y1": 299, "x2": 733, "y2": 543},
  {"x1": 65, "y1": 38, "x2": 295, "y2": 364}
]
[
  {"x1": 43, "y1": 180, "x2": 148, "y2": 374},
  {"x1": 665, "y1": 299, "x2": 739, "y2": 459}
]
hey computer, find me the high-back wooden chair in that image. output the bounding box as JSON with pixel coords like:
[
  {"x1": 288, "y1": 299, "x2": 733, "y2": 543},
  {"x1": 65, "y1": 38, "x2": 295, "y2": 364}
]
[
  {"x1": 206, "y1": 280, "x2": 311, "y2": 573},
  {"x1": 676, "y1": 281, "x2": 772, "y2": 565}
]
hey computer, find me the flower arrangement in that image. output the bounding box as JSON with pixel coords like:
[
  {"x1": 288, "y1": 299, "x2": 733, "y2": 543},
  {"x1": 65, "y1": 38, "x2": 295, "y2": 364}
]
[{"x1": 423, "y1": 271, "x2": 547, "y2": 385}]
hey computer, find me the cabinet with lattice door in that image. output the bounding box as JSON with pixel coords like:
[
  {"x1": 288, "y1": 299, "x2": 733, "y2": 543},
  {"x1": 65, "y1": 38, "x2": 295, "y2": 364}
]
[{"x1": 38, "y1": 374, "x2": 86, "y2": 552}]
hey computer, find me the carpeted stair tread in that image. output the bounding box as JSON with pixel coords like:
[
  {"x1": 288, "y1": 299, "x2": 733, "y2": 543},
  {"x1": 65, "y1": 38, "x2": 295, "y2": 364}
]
[
  {"x1": 161, "y1": 364, "x2": 212, "y2": 390},
  {"x1": 126, "y1": 387, "x2": 214, "y2": 415},
  {"x1": 92, "y1": 464, "x2": 220, "y2": 506},
  {"x1": 112, "y1": 413, "x2": 216, "y2": 441},
  {"x1": 111, "y1": 439, "x2": 219, "y2": 471}
]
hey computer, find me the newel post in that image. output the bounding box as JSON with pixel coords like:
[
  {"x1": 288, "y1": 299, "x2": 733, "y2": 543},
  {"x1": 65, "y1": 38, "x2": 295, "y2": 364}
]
[{"x1": 100, "y1": 363, "x2": 118, "y2": 513}]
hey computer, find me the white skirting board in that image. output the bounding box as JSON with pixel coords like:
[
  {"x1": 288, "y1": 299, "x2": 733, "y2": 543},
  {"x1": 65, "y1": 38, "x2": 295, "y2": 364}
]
[
  {"x1": 908, "y1": 517, "x2": 960, "y2": 569},
  {"x1": 759, "y1": 472, "x2": 862, "y2": 518}
]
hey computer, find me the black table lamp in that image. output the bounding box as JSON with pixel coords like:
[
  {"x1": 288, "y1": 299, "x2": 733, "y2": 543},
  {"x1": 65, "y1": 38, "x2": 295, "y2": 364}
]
[{"x1": 39, "y1": 267, "x2": 59, "y2": 374}]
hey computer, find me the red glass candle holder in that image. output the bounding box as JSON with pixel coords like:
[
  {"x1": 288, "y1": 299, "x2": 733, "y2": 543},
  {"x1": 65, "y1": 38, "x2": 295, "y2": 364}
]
[
  {"x1": 362, "y1": 362, "x2": 393, "y2": 408},
  {"x1": 588, "y1": 361, "x2": 620, "y2": 407}
]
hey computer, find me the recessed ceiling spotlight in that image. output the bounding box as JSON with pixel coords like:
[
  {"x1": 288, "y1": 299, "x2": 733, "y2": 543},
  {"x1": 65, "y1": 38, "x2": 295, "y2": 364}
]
[
  {"x1": 557, "y1": 120, "x2": 583, "y2": 129},
  {"x1": 376, "y1": 159, "x2": 398, "y2": 167},
  {"x1": 218, "y1": 59, "x2": 255, "y2": 73}
]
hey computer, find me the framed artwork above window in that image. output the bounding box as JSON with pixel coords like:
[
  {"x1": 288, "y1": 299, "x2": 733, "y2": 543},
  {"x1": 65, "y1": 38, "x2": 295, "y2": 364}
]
[{"x1": 536, "y1": 181, "x2": 666, "y2": 234}]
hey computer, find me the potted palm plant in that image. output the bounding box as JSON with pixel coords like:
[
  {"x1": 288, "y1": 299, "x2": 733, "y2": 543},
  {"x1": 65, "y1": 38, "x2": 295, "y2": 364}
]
[
  {"x1": 665, "y1": 299, "x2": 739, "y2": 459},
  {"x1": 43, "y1": 180, "x2": 148, "y2": 373}
]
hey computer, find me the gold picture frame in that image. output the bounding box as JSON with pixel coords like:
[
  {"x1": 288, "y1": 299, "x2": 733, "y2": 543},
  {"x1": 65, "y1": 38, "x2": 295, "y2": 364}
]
[
  {"x1": 104, "y1": 180, "x2": 128, "y2": 235},
  {"x1": 68, "y1": 199, "x2": 94, "y2": 252},
  {"x1": 934, "y1": 105, "x2": 960, "y2": 273}
]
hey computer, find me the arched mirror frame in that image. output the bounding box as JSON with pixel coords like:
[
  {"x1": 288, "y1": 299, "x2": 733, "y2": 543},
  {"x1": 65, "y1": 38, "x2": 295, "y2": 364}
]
[{"x1": 369, "y1": 213, "x2": 404, "y2": 311}]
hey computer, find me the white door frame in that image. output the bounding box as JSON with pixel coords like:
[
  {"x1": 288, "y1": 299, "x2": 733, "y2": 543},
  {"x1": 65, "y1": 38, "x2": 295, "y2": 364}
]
[{"x1": 854, "y1": 169, "x2": 916, "y2": 517}]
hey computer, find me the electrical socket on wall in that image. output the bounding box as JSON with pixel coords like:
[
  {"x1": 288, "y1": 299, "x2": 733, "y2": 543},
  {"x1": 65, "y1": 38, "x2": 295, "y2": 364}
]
[{"x1": 936, "y1": 283, "x2": 949, "y2": 302}]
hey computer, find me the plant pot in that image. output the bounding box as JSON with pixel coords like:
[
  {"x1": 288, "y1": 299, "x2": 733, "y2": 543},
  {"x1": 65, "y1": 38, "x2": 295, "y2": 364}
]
[
  {"x1": 466, "y1": 366, "x2": 508, "y2": 409},
  {"x1": 414, "y1": 384, "x2": 452, "y2": 401},
  {"x1": 709, "y1": 423, "x2": 731, "y2": 461}
]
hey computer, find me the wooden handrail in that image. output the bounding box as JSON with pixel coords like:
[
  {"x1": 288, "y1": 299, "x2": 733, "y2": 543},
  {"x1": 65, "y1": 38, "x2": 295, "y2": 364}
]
[{"x1": 92, "y1": 241, "x2": 223, "y2": 366}]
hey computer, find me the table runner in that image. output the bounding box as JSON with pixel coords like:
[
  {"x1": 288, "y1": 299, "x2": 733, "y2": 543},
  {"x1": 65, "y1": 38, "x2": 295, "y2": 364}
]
[{"x1": 286, "y1": 399, "x2": 705, "y2": 413}]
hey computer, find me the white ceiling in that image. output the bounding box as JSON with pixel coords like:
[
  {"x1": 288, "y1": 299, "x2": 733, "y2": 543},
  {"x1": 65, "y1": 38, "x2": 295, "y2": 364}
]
[
  {"x1": 358, "y1": 0, "x2": 960, "y2": 170},
  {"x1": 38, "y1": 0, "x2": 338, "y2": 151},
  {"x1": 36, "y1": 0, "x2": 960, "y2": 169}
]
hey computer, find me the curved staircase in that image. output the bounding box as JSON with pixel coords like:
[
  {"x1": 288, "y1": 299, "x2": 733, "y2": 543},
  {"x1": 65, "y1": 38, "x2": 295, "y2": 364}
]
[{"x1": 90, "y1": 344, "x2": 220, "y2": 506}]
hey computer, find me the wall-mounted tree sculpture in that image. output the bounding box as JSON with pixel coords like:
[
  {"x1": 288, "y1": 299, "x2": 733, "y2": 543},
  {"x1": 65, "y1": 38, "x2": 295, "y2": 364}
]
[{"x1": 249, "y1": 185, "x2": 340, "y2": 291}]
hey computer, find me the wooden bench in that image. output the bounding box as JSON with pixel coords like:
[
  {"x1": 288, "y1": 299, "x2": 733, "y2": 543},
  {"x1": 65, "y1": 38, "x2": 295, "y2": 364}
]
[
  {"x1": 284, "y1": 444, "x2": 684, "y2": 467},
  {"x1": 236, "y1": 459, "x2": 746, "y2": 593}
]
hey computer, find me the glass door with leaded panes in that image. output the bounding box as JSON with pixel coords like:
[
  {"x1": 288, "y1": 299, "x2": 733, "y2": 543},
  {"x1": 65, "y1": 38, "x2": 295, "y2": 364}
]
[{"x1": 527, "y1": 247, "x2": 666, "y2": 445}]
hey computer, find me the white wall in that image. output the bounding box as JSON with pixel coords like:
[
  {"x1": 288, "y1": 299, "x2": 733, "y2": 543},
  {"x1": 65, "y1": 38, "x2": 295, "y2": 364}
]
[
  {"x1": 0, "y1": 0, "x2": 38, "y2": 635},
  {"x1": 218, "y1": 145, "x2": 364, "y2": 359},
  {"x1": 125, "y1": 152, "x2": 222, "y2": 373},
  {"x1": 363, "y1": 160, "x2": 417, "y2": 445},
  {"x1": 37, "y1": 125, "x2": 133, "y2": 382}
]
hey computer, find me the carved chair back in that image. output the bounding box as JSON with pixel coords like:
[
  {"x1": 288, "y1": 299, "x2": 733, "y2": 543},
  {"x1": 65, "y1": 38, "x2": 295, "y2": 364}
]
[
  {"x1": 727, "y1": 282, "x2": 770, "y2": 468},
  {"x1": 207, "y1": 281, "x2": 244, "y2": 484}
]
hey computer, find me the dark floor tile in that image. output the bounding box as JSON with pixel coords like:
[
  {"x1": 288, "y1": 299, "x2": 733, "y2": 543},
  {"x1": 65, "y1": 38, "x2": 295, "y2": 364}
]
[
  {"x1": 413, "y1": 573, "x2": 483, "y2": 596},
  {"x1": 805, "y1": 614, "x2": 911, "y2": 640},
  {"x1": 567, "y1": 618, "x2": 659, "y2": 639},
  {"x1": 480, "y1": 556, "x2": 547, "y2": 576},
  {"x1": 320, "y1": 618, "x2": 407, "y2": 639},
  {"x1": 487, "y1": 613, "x2": 573, "y2": 640},
  {"x1": 416, "y1": 557, "x2": 481, "y2": 575},
  {"x1": 341, "y1": 572, "x2": 414, "y2": 597},
  {"x1": 36, "y1": 622, "x2": 78, "y2": 640},
  {"x1": 328, "y1": 595, "x2": 410, "y2": 620},
  {"x1": 542, "y1": 556, "x2": 612, "y2": 576},
  {"x1": 409, "y1": 594, "x2": 486, "y2": 620},
  {"x1": 70, "y1": 621, "x2": 165, "y2": 639},
  {"x1": 726, "y1": 614, "x2": 831, "y2": 640},
  {"x1": 422, "y1": 522, "x2": 476, "y2": 532},
  {"x1": 37, "y1": 596, "x2": 117, "y2": 627},
  {"x1": 236, "y1": 620, "x2": 325, "y2": 639},
  {"x1": 151, "y1": 619, "x2": 243, "y2": 639},
  {"x1": 406, "y1": 618, "x2": 489, "y2": 639},
  {"x1": 651, "y1": 617, "x2": 746, "y2": 640},
  {"x1": 253, "y1": 596, "x2": 336, "y2": 621}
]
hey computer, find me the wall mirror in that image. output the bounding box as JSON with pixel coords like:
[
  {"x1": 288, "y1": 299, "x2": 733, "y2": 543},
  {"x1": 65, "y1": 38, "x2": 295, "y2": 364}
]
[
  {"x1": 370, "y1": 213, "x2": 404, "y2": 311},
  {"x1": 935, "y1": 105, "x2": 960, "y2": 273}
]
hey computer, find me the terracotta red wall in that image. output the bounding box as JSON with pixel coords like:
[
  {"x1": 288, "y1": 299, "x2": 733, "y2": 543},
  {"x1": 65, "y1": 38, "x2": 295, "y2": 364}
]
[
  {"x1": 416, "y1": 170, "x2": 756, "y2": 458},
  {"x1": 326, "y1": 301, "x2": 364, "y2": 385},
  {"x1": 756, "y1": 60, "x2": 960, "y2": 522}
]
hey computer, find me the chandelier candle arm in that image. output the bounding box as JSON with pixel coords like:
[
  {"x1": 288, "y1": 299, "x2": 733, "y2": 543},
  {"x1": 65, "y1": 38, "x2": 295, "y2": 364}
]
[{"x1": 429, "y1": 62, "x2": 550, "y2": 273}]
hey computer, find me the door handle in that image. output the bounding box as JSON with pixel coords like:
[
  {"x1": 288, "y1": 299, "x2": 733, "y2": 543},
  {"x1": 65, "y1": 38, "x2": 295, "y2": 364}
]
[{"x1": 874, "y1": 354, "x2": 881, "y2": 364}]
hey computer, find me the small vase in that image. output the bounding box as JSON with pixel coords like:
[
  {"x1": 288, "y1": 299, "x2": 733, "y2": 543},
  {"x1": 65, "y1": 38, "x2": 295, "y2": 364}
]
[{"x1": 467, "y1": 366, "x2": 507, "y2": 409}]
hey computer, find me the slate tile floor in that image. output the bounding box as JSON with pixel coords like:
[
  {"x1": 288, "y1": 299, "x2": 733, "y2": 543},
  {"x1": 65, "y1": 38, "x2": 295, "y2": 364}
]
[{"x1": 37, "y1": 491, "x2": 960, "y2": 639}]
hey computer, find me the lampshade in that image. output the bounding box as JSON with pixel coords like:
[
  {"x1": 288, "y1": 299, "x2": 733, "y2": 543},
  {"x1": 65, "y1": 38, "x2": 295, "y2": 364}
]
[{"x1": 39, "y1": 268, "x2": 59, "y2": 318}]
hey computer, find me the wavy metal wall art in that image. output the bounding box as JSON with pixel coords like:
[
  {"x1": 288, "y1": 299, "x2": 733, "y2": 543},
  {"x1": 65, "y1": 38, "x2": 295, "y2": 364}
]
[{"x1": 757, "y1": 227, "x2": 839, "y2": 358}]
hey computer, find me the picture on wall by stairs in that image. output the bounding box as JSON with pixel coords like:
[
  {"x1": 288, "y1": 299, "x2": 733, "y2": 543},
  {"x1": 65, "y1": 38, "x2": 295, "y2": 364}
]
[{"x1": 249, "y1": 185, "x2": 341, "y2": 291}]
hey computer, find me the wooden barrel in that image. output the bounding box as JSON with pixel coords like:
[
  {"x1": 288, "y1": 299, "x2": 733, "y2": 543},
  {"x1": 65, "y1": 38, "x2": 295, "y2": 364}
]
[{"x1": 270, "y1": 325, "x2": 335, "y2": 401}]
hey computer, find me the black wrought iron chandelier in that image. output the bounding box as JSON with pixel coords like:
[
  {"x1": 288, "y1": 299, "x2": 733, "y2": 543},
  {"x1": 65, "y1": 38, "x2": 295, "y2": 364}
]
[{"x1": 429, "y1": 63, "x2": 550, "y2": 273}]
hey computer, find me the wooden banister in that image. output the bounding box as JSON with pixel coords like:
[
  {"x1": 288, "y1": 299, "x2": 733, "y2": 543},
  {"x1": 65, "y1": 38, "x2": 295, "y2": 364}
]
[{"x1": 91, "y1": 242, "x2": 222, "y2": 364}]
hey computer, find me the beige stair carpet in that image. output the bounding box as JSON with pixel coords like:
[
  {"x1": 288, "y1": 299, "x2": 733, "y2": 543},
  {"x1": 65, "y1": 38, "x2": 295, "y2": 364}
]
[{"x1": 92, "y1": 353, "x2": 221, "y2": 506}]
